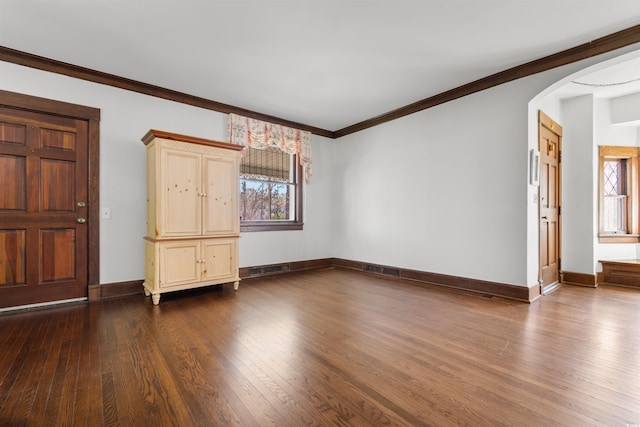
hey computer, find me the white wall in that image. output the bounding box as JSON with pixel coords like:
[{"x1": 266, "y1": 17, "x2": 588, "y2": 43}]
[
  {"x1": 333, "y1": 76, "x2": 546, "y2": 286},
  {"x1": 0, "y1": 62, "x2": 334, "y2": 284},
  {"x1": 610, "y1": 92, "x2": 640, "y2": 125},
  {"x1": 559, "y1": 95, "x2": 596, "y2": 274}
]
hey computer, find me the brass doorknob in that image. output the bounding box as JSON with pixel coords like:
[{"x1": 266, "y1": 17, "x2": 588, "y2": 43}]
[{"x1": 77, "y1": 218, "x2": 87, "y2": 223}]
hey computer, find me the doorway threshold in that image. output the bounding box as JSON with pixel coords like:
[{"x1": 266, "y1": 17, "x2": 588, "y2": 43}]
[{"x1": 0, "y1": 298, "x2": 87, "y2": 315}]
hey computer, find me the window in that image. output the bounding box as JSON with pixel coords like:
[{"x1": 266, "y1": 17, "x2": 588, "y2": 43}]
[
  {"x1": 598, "y1": 146, "x2": 640, "y2": 243},
  {"x1": 239, "y1": 147, "x2": 303, "y2": 231}
]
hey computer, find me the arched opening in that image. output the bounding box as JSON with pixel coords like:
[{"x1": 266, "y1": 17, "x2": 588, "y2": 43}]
[{"x1": 527, "y1": 50, "x2": 640, "y2": 289}]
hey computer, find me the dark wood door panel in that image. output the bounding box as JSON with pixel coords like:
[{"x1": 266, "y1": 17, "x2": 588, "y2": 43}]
[
  {"x1": 0, "y1": 120, "x2": 27, "y2": 145},
  {"x1": 0, "y1": 103, "x2": 89, "y2": 308},
  {"x1": 41, "y1": 158, "x2": 76, "y2": 211},
  {"x1": 0, "y1": 154, "x2": 26, "y2": 210},
  {"x1": 40, "y1": 228, "x2": 77, "y2": 282},
  {"x1": 0, "y1": 229, "x2": 26, "y2": 286}
]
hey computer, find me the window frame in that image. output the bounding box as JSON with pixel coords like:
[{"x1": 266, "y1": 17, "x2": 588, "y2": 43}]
[
  {"x1": 239, "y1": 149, "x2": 304, "y2": 232},
  {"x1": 598, "y1": 146, "x2": 640, "y2": 243}
]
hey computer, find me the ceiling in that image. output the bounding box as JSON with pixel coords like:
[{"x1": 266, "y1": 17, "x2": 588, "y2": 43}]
[
  {"x1": 1, "y1": 1, "x2": 640, "y2": 133},
  {"x1": 553, "y1": 54, "x2": 640, "y2": 100}
]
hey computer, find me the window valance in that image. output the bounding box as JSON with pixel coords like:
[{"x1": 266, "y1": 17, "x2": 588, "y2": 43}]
[{"x1": 228, "y1": 113, "x2": 312, "y2": 183}]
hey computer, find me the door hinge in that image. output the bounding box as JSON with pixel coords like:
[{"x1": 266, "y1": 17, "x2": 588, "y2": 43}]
[
  {"x1": 558, "y1": 151, "x2": 562, "y2": 162},
  {"x1": 558, "y1": 206, "x2": 561, "y2": 216}
]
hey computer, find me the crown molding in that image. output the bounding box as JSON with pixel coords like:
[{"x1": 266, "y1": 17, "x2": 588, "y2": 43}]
[
  {"x1": 1, "y1": 24, "x2": 639, "y2": 139},
  {"x1": 0, "y1": 46, "x2": 335, "y2": 139},
  {"x1": 334, "y1": 24, "x2": 640, "y2": 137}
]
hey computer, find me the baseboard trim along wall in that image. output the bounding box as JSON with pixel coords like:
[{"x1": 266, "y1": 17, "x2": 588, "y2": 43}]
[
  {"x1": 332, "y1": 259, "x2": 538, "y2": 302},
  {"x1": 238, "y1": 258, "x2": 334, "y2": 279},
  {"x1": 89, "y1": 280, "x2": 144, "y2": 301},
  {"x1": 561, "y1": 271, "x2": 597, "y2": 288},
  {"x1": 95, "y1": 258, "x2": 540, "y2": 302},
  {"x1": 598, "y1": 260, "x2": 640, "y2": 289}
]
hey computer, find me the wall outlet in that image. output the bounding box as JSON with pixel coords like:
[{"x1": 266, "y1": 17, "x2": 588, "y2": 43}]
[{"x1": 101, "y1": 207, "x2": 112, "y2": 219}]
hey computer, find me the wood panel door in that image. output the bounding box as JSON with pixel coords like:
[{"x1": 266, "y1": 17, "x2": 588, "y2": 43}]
[
  {"x1": 202, "y1": 154, "x2": 239, "y2": 236},
  {"x1": 159, "y1": 148, "x2": 202, "y2": 237},
  {"x1": 0, "y1": 106, "x2": 90, "y2": 308},
  {"x1": 202, "y1": 238, "x2": 237, "y2": 281},
  {"x1": 158, "y1": 240, "x2": 200, "y2": 288},
  {"x1": 538, "y1": 111, "x2": 562, "y2": 290}
]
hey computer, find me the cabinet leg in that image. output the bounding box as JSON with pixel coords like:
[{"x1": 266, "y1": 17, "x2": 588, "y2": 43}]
[
  {"x1": 152, "y1": 294, "x2": 161, "y2": 305},
  {"x1": 233, "y1": 281, "x2": 239, "y2": 291},
  {"x1": 144, "y1": 288, "x2": 151, "y2": 297}
]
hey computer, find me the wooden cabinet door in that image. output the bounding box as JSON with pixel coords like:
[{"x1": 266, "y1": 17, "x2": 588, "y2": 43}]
[
  {"x1": 201, "y1": 239, "x2": 237, "y2": 281},
  {"x1": 202, "y1": 155, "x2": 239, "y2": 236},
  {"x1": 159, "y1": 149, "x2": 202, "y2": 237},
  {"x1": 158, "y1": 241, "x2": 200, "y2": 288}
]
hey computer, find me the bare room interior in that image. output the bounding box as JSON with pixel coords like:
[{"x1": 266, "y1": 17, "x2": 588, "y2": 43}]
[{"x1": 1, "y1": 1, "x2": 640, "y2": 425}]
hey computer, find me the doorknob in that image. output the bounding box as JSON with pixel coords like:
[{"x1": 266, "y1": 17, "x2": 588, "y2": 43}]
[
  {"x1": 77, "y1": 201, "x2": 86, "y2": 207},
  {"x1": 77, "y1": 218, "x2": 87, "y2": 223}
]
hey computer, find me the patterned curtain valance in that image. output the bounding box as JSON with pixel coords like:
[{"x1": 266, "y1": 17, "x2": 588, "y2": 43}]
[{"x1": 228, "y1": 113, "x2": 312, "y2": 183}]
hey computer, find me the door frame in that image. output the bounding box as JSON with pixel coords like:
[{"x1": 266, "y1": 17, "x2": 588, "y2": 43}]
[
  {"x1": 0, "y1": 90, "x2": 100, "y2": 291},
  {"x1": 538, "y1": 110, "x2": 562, "y2": 294}
]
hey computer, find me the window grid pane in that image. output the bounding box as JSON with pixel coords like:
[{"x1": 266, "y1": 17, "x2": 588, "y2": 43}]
[
  {"x1": 603, "y1": 160, "x2": 621, "y2": 196},
  {"x1": 239, "y1": 147, "x2": 296, "y2": 222}
]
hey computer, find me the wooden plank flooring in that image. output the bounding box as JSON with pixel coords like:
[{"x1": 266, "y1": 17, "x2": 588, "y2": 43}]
[{"x1": 0, "y1": 267, "x2": 639, "y2": 426}]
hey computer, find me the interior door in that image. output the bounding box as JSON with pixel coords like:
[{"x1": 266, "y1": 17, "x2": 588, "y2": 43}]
[
  {"x1": 538, "y1": 110, "x2": 562, "y2": 290},
  {"x1": 0, "y1": 107, "x2": 89, "y2": 308}
]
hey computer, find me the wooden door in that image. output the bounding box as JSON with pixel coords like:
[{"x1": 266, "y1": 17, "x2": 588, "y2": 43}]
[
  {"x1": 0, "y1": 107, "x2": 89, "y2": 308},
  {"x1": 538, "y1": 111, "x2": 562, "y2": 290}
]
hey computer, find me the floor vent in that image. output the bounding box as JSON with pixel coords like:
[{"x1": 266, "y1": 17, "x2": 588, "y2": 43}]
[
  {"x1": 364, "y1": 264, "x2": 401, "y2": 277},
  {"x1": 248, "y1": 264, "x2": 290, "y2": 277}
]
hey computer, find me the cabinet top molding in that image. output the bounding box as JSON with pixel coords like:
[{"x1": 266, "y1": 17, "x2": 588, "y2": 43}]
[{"x1": 142, "y1": 129, "x2": 244, "y2": 151}]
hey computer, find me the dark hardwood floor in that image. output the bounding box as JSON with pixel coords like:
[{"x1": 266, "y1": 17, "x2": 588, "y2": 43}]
[{"x1": 0, "y1": 267, "x2": 639, "y2": 426}]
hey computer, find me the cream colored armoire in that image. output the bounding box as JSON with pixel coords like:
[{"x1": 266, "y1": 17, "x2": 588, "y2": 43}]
[{"x1": 142, "y1": 130, "x2": 243, "y2": 305}]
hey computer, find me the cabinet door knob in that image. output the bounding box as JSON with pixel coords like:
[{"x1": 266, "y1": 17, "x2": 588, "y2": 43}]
[{"x1": 77, "y1": 218, "x2": 87, "y2": 223}]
